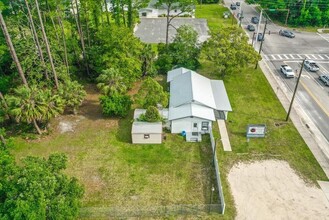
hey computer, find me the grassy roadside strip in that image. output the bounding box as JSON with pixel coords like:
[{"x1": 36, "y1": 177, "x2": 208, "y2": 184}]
[{"x1": 197, "y1": 3, "x2": 328, "y2": 218}]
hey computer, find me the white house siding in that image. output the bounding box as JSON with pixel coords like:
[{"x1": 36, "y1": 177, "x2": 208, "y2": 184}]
[
  {"x1": 132, "y1": 133, "x2": 162, "y2": 144},
  {"x1": 171, "y1": 117, "x2": 212, "y2": 134}
]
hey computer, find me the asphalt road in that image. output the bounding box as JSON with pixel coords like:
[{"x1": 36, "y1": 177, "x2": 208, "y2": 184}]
[{"x1": 225, "y1": 0, "x2": 329, "y2": 142}]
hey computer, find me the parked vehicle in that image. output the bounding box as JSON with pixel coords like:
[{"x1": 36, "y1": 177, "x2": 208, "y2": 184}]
[
  {"x1": 257, "y1": 33, "x2": 264, "y2": 41},
  {"x1": 280, "y1": 65, "x2": 295, "y2": 78},
  {"x1": 236, "y1": 2, "x2": 240, "y2": 6},
  {"x1": 319, "y1": 75, "x2": 329, "y2": 86},
  {"x1": 279, "y1": 30, "x2": 295, "y2": 38},
  {"x1": 247, "y1": 24, "x2": 255, "y2": 31},
  {"x1": 304, "y1": 60, "x2": 320, "y2": 72},
  {"x1": 251, "y1": 17, "x2": 259, "y2": 24},
  {"x1": 230, "y1": 4, "x2": 237, "y2": 10}
]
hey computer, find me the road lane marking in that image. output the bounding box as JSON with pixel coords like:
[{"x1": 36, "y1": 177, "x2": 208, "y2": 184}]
[
  {"x1": 300, "y1": 80, "x2": 329, "y2": 117},
  {"x1": 278, "y1": 55, "x2": 283, "y2": 59},
  {"x1": 297, "y1": 54, "x2": 303, "y2": 59},
  {"x1": 311, "y1": 54, "x2": 317, "y2": 59},
  {"x1": 325, "y1": 55, "x2": 329, "y2": 59},
  {"x1": 318, "y1": 55, "x2": 324, "y2": 59},
  {"x1": 305, "y1": 54, "x2": 311, "y2": 59},
  {"x1": 263, "y1": 60, "x2": 329, "y2": 118},
  {"x1": 284, "y1": 54, "x2": 289, "y2": 59},
  {"x1": 289, "y1": 54, "x2": 295, "y2": 59}
]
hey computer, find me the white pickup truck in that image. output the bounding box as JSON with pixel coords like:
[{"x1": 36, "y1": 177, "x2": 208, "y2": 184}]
[
  {"x1": 304, "y1": 60, "x2": 320, "y2": 72},
  {"x1": 280, "y1": 65, "x2": 295, "y2": 78}
]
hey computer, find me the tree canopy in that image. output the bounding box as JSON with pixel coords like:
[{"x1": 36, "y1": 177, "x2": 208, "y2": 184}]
[
  {"x1": 134, "y1": 77, "x2": 169, "y2": 109},
  {"x1": 246, "y1": 0, "x2": 329, "y2": 26},
  {"x1": 0, "y1": 150, "x2": 84, "y2": 220},
  {"x1": 202, "y1": 26, "x2": 261, "y2": 77}
]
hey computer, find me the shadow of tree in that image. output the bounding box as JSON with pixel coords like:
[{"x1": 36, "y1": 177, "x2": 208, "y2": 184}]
[{"x1": 116, "y1": 110, "x2": 134, "y2": 143}]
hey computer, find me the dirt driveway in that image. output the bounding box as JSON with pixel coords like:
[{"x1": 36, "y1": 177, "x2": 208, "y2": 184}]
[{"x1": 228, "y1": 160, "x2": 329, "y2": 219}]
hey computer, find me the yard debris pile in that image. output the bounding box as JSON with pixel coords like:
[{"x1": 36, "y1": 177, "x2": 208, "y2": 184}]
[{"x1": 58, "y1": 116, "x2": 85, "y2": 134}]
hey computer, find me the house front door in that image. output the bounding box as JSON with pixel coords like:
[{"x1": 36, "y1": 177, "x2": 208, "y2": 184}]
[{"x1": 192, "y1": 122, "x2": 198, "y2": 136}]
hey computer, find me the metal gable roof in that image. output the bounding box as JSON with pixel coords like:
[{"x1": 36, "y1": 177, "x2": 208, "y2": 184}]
[
  {"x1": 211, "y1": 80, "x2": 232, "y2": 111},
  {"x1": 167, "y1": 67, "x2": 191, "y2": 82},
  {"x1": 169, "y1": 71, "x2": 216, "y2": 109},
  {"x1": 168, "y1": 103, "x2": 216, "y2": 121}
]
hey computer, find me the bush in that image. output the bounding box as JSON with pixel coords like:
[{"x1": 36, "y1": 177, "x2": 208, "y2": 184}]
[
  {"x1": 99, "y1": 94, "x2": 132, "y2": 117},
  {"x1": 139, "y1": 106, "x2": 161, "y2": 122}
]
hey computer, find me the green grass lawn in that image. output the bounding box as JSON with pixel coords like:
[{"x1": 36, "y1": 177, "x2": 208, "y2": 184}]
[
  {"x1": 197, "y1": 4, "x2": 328, "y2": 219},
  {"x1": 195, "y1": 4, "x2": 236, "y2": 30},
  {"x1": 11, "y1": 90, "x2": 218, "y2": 218}
]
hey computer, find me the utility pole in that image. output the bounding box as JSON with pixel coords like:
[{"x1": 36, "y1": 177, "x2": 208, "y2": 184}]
[
  {"x1": 251, "y1": 32, "x2": 256, "y2": 45},
  {"x1": 255, "y1": 19, "x2": 267, "y2": 69},
  {"x1": 286, "y1": 59, "x2": 306, "y2": 121}
]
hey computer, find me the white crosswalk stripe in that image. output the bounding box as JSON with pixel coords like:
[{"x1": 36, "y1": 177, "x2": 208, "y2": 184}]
[{"x1": 263, "y1": 54, "x2": 329, "y2": 61}]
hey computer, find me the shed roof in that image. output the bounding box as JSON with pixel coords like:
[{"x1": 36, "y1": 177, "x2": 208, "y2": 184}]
[
  {"x1": 132, "y1": 122, "x2": 162, "y2": 134},
  {"x1": 168, "y1": 103, "x2": 215, "y2": 121}
]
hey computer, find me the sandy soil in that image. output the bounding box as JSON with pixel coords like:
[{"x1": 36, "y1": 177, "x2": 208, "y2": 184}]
[{"x1": 228, "y1": 160, "x2": 329, "y2": 220}]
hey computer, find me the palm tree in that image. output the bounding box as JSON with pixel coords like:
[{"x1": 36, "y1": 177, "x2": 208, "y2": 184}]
[
  {"x1": 6, "y1": 86, "x2": 64, "y2": 134},
  {"x1": 0, "y1": 10, "x2": 28, "y2": 87},
  {"x1": 6, "y1": 86, "x2": 44, "y2": 134},
  {"x1": 96, "y1": 68, "x2": 127, "y2": 96},
  {"x1": 141, "y1": 44, "x2": 156, "y2": 77},
  {"x1": 58, "y1": 80, "x2": 86, "y2": 115}
]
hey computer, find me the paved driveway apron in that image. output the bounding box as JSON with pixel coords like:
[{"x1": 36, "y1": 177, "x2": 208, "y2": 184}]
[{"x1": 134, "y1": 18, "x2": 209, "y2": 43}]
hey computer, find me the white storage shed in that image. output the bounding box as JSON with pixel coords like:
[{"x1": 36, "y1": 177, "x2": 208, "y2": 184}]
[{"x1": 131, "y1": 122, "x2": 162, "y2": 144}]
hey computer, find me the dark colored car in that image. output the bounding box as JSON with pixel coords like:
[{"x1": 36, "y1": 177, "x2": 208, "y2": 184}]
[
  {"x1": 251, "y1": 17, "x2": 259, "y2": 24},
  {"x1": 247, "y1": 24, "x2": 255, "y2": 31},
  {"x1": 279, "y1": 30, "x2": 295, "y2": 38},
  {"x1": 230, "y1": 4, "x2": 237, "y2": 10},
  {"x1": 257, "y1": 33, "x2": 264, "y2": 41},
  {"x1": 236, "y1": 2, "x2": 240, "y2": 6}
]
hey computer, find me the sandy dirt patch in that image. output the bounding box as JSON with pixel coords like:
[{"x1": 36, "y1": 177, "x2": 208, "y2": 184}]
[{"x1": 228, "y1": 160, "x2": 329, "y2": 220}]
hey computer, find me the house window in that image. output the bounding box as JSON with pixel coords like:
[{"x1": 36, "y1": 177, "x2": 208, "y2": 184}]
[
  {"x1": 142, "y1": 12, "x2": 147, "y2": 16},
  {"x1": 144, "y1": 134, "x2": 150, "y2": 139},
  {"x1": 202, "y1": 122, "x2": 209, "y2": 131},
  {"x1": 193, "y1": 123, "x2": 198, "y2": 128}
]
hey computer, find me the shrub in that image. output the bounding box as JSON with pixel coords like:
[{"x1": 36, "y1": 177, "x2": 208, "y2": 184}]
[
  {"x1": 139, "y1": 106, "x2": 161, "y2": 122},
  {"x1": 99, "y1": 94, "x2": 132, "y2": 117}
]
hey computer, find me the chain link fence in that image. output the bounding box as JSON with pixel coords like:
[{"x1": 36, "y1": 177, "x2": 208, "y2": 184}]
[{"x1": 80, "y1": 204, "x2": 222, "y2": 218}]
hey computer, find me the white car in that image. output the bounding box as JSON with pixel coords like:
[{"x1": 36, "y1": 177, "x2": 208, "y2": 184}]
[
  {"x1": 280, "y1": 65, "x2": 295, "y2": 78},
  {"x1": 319, "y1": 75, "x2": 329, "y2": 86}
]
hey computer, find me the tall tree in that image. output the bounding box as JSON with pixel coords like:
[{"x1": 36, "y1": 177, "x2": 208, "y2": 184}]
[
  {"x1": 72, "y1": 0, "x2": 90, "y2": 76},
  {"x1": 156, "y1": 0, "x2": 195, "y2": 44},
  {"x1": 24, "y1": 0, "x2": 49, "y2": 80},
  {"x1": 0, "y1": 9, "x2": 28, "y2": 87},
  {"x1": 35, "y1": 0, "x2": 59, "y2": 89}
]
